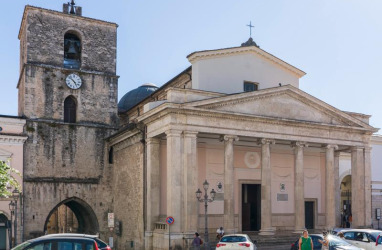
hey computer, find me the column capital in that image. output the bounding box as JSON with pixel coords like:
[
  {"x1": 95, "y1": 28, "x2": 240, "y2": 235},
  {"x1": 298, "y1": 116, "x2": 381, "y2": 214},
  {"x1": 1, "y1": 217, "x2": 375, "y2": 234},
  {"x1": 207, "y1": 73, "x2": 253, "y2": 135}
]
[
  {"x1": 364, "y1": 146, "x2": 372, "y2": 153},
  {"x1": 325, "y1": 144, "x2": 338, "y2": 150},
  {"x1": 146, "y1": 137, "x2": 161, "y2": 145},
  {"x1": 351, "y1": 146, "x2": 364, "y2": 152},
  {"x1": 220, "y1": 135, "x2": 239, "y2": 142},
  {"x1": 258, "y1": 138, "x2": 276, "y2": 145},
  {"x1": 165, "y1": 129, "x2": 182, "y2": 137},
  {"x1": 291, "y1": 141, "x2": 308, "y2": 148},
  {"x1": 183, "y1": 131, "x2": 198, "y2": 138}
]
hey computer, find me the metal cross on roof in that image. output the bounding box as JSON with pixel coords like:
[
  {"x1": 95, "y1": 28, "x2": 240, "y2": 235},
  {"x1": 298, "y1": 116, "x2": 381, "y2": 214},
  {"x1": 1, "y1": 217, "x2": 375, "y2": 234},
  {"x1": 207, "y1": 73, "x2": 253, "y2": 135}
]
[
  {"x1": 69, "y1": 0, "x2": 76, "y2": 14},
  {"x1": 247, "y1": 21, "x2": 254, "y2": 38}
]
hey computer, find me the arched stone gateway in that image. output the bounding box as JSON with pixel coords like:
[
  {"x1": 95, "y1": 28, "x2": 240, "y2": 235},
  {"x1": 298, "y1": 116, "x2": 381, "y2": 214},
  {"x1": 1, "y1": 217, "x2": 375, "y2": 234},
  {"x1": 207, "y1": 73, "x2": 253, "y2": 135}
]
[
  {"x1": 44, "y1": 197, "x2": 99, "y2": 235},
  {"x1": 0, "y1": 213, "x2": 9, "y2": 250}
]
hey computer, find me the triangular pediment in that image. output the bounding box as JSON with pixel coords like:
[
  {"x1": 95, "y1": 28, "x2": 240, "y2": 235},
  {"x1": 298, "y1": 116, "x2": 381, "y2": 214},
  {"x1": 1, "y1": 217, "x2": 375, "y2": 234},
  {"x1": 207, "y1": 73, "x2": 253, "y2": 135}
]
[{"x1": 186, "y1": 85, "x2": 374, "y2": 130}]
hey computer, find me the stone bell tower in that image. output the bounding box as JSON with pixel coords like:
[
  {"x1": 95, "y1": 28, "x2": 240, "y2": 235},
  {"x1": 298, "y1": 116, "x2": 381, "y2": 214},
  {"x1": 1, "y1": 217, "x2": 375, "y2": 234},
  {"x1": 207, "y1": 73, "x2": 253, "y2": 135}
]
[{"x1": 17, "y1": 1, "x2": 118, "y2": 242}]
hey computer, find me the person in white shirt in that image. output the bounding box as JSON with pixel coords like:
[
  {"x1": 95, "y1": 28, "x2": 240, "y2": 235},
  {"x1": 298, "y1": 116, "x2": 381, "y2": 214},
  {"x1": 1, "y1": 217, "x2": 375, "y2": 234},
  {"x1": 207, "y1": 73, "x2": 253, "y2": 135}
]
[{"x1": 216, "y1": 227, "x2": 225, "y2": 240}]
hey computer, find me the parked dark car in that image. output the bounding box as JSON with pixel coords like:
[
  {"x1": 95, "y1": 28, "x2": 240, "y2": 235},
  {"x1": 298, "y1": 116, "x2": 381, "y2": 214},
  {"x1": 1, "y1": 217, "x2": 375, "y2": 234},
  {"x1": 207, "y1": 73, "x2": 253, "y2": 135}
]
[
  {"x1": 291, "y1": 234, "x2": 363, "y2": 250},
  {"x1": 12, "y1": 236, "x2": 98, "y2": 250},
  {"x1": 39, "y1": 234, "x2": 111, "y2": 250}
]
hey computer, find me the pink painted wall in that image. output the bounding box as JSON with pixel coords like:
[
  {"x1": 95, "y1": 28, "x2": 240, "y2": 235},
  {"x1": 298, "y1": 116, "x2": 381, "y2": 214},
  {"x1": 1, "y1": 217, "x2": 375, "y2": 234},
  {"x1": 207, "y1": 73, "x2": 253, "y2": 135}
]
[{"x1": 158, "y1": 140, "x2": 325, "y2": 218}]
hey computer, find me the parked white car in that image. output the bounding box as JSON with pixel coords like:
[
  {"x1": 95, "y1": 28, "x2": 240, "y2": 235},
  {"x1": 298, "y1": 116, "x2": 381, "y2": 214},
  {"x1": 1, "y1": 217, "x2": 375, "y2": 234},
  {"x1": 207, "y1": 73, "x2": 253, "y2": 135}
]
[
  {"x1": 340, "y1": 229, "x2": 382, "y2": 250},
  {"x1": 216, "y1": 234, "x2": 257, "y2": 250}
]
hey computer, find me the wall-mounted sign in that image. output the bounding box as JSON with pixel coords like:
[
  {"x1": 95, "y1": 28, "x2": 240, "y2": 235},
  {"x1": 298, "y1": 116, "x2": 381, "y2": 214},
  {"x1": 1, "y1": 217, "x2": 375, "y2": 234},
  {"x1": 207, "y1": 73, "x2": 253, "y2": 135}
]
[
  {"x1": 277, "y1": 193, "x2": 288, "y2": 201},
  {"x1": 377, "y1": 208, "x2": 381, "y2": 220},
  {"x1": 108, "y1": 213, "x2": 114, "y2": 228}
]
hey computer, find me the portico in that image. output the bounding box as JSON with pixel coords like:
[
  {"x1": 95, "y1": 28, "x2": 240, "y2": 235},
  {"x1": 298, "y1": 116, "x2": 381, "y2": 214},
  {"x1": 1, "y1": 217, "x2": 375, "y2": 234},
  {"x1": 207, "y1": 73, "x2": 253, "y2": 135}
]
[{"x1": 139, "y1": 85, "x2": 376, "y2": 248}]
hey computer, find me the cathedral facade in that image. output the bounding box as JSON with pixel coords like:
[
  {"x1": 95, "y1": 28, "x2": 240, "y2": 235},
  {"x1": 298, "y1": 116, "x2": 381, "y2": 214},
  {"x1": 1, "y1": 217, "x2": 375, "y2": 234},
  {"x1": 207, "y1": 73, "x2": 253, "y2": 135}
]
[{"x1": 0, "y1": 3, "x2": 379, "y2": 250}]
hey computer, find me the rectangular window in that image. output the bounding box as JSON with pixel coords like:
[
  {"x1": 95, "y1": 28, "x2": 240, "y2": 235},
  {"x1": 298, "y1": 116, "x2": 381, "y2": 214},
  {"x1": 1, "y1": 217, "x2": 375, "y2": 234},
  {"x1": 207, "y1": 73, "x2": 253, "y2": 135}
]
[{"x1": 244, "y1": 81, "x2": 258, "y2": 92}]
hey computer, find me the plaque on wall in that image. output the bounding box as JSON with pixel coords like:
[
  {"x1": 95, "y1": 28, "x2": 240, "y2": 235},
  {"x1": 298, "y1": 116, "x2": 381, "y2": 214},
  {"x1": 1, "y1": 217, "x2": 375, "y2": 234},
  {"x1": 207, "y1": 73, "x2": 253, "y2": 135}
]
[{"x1": 277, "y1": 193, "x2": 288, "y2": 201}]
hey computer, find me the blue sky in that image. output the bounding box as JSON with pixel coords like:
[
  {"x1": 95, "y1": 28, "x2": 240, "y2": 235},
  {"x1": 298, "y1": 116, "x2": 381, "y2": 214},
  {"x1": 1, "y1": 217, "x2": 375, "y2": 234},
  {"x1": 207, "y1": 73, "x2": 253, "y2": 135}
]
[{"x1": 1, "y1": 0, "x2": 381, "y2": 131}]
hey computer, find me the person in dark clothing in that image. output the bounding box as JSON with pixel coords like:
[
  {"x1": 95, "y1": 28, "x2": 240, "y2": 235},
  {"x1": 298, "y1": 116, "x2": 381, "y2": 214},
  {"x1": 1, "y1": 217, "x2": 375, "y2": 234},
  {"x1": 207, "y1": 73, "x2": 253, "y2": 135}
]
[{"x1": 191, "y1": 232, "x2": 203, "y2": 249}]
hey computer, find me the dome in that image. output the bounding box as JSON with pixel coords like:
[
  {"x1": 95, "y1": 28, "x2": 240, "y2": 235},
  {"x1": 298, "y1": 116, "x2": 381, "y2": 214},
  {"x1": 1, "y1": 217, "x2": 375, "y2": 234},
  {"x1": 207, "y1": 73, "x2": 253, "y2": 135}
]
[{"x1": 118, "y1": 83, "x2": 159, "y2": 113}]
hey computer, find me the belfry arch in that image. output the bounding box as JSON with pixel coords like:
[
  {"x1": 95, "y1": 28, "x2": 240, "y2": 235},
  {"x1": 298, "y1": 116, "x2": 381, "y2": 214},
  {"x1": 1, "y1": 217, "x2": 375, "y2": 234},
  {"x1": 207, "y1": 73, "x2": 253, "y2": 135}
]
[{"x1": 44, "y1": 197, "x2": 99, "y2": 235}]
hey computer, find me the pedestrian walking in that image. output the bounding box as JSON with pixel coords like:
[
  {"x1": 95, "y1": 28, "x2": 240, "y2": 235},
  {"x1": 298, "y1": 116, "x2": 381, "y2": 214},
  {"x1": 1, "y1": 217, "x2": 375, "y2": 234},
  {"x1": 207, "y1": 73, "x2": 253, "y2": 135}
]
[
  {"x1": 319, "y1": 231, "x2": 329, "y2": 250},
  {"x1": 191, "y1": 232, "x2": 203, "y2": 250},
  {"x1": 299, "y1": 229, "x2": 313, "y2": 250}
]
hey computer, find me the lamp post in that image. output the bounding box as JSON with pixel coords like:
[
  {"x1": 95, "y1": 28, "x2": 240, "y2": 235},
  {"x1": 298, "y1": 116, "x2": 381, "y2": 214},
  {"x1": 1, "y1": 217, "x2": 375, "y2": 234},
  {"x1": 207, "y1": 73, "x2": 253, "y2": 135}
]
[
  {"x1": 196, "y1": 180, "x2": 216, "y2": 250},
  {"x1": 9, "y1": 200, "x2": 15, "y2": 248},
  {"x1": 12, "y1": 188, "x2": 20, "y2": 246}
]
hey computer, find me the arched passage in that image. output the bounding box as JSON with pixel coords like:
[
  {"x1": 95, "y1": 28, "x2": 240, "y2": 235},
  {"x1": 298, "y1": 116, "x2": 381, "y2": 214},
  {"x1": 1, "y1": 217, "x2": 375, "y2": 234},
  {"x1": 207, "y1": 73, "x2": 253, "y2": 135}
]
[
  {"x1": 0, "y1": 213, "x2": 9, "y2": 250},
  {"x1": 44, "y1": 197, "x2": 99, "y2": 235},
  {"x1": 340, "y1": 175, "x2": 352, "y2": 227}
]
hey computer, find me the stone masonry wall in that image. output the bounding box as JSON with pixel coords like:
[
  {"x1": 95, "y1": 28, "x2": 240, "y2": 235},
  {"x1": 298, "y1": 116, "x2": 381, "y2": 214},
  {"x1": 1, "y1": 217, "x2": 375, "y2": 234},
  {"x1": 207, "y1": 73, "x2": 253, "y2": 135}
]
[
  {"x1": 19, "y1": 64, "x2": 118, "y2": 125},
  {"x1": 23, "y1": 121, "x2": 116, "y2": 240},
  {"x1": 111, "y1": 132, "x2": 144, "y2": 250},
  {"x1": 20, "y1": 7, "x2": 117, "y2": 74},
  {"x1": 372, "y1": 194, "x2": 382, "y2": 229}
]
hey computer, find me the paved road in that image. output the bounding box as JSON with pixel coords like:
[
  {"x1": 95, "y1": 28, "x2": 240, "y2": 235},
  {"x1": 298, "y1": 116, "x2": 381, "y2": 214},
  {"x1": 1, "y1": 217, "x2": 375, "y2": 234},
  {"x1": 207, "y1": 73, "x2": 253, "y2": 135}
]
[{"x1": 257, "y1": 245, "x2": 291, "y2": 250}]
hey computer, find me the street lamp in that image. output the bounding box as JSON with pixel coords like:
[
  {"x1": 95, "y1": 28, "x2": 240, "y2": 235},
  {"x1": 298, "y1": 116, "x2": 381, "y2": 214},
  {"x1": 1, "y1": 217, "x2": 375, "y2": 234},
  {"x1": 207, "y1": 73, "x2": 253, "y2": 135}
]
[
  {"x1": 12, "y1": 188, "x2": 20, "y2": 246},
  {"x1": 9, "y1": 200, "x2": 15, "y2": 248},
  {"x1": 196, "y1": 180, "x2": 216, "y2": 250}
]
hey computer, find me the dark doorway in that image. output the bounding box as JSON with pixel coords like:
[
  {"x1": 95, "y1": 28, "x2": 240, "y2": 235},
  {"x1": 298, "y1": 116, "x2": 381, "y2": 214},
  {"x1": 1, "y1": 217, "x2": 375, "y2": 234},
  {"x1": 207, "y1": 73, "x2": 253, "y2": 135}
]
[
  {"x1": 242, "y1": 184, "x2": 261, "y2": 231},
  {"x1": 305, "y1": 201, "x2": 314, "y2": 229},
  {"x1": 44, "y1": 197, "x2": 99, "y2": 235},
  {"x1": 0, "y1": 214, "x2": 7, "y2": 250}
]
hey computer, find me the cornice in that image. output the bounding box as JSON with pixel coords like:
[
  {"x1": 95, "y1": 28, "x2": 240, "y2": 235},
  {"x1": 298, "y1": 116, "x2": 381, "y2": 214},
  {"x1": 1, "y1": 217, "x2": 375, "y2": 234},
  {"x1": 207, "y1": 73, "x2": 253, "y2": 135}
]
[
  {"x1": 139, "y1": 104, "x2": 373, "y2": 137},
  {"x1": 19, "y1": 5, "x2": 118, "y2": 39},
  {"x1": 371, "y1": 134, "x2": 382, "y2": 145},
  {"x1": 17, "y1": 63, "x2": 119, "y2": 88},
  {"x1": 187, "y1": 46, "x2": 306, "y2": 78},
  {"x1": 0, "y1": 135, "x2": 28, "y2": 144},
  {"x1": 112, "y1": 132, "x2": 142, "y2": 152}
]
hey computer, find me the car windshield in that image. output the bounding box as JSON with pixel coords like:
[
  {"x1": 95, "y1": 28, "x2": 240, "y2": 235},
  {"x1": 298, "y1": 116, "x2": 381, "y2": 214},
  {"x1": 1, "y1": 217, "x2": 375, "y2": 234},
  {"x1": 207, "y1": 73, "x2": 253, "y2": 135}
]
[
  {"x1": 369, "y1": 232, "x2": 379, "y2": 242},
  {"x1": 11, "y1": 241, "x2": 31, "y2": 250},
  {"x1": 221, "y1": 236, "x2": 246, "y2": 243},
  {"x1": 328, "y1": 235, "x2": 352, "y2": 246}
]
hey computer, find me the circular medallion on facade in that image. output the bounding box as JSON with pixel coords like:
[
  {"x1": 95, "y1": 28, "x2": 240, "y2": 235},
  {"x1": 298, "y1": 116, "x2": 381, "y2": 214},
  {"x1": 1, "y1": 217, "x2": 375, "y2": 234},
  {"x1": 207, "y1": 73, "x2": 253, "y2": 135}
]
[{"x1": 244, "y1": 152, "x2": 260, "y2": 168}]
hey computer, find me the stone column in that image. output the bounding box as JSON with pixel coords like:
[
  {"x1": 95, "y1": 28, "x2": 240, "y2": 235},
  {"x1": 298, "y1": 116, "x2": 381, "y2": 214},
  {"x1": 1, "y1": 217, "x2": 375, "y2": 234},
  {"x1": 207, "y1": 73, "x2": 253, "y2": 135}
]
[
  {"x1": 222, "y1": 135, "x2": 239, "y2": 234},
  {"x1": 166, "y1": 130, "x2": 183, "y2": 232},
  {"x1": 292, "y1": 141, "x2": 308, "y2": 233},
  {"x1": 364, "y1": 146, "x2": 372, "y2": 227},
  {"x1": 146, "y1": 137, "x2": 161, "y2": 233},
  {"x1": 334, "y1": 152, "x2": 341, "y2": 227},
  {"x1": 351, "y1": 147, "x2": 365, "y2": 228},
  {"x1": 183, "y1": 131, "x2": 199, "y2": 233},
  {"x1": 325, "y1": 144, "x2": 338, "y2": 229},
  {"x1": 259, "y1": 138, "x2": 275, "y2": 235}
]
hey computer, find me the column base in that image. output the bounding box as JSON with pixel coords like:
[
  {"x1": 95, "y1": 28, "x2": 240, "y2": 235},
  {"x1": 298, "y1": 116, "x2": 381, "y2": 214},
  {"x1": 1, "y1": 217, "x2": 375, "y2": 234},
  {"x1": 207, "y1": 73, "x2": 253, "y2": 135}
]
[{"x1": 259, "y1": 228, "x2": 275, "y2": 236}]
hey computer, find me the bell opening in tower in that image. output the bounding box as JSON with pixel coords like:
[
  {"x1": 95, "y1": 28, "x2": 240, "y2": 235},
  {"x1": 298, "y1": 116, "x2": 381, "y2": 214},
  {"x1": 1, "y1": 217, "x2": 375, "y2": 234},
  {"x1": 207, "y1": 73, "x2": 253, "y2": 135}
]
[{"x1": 64, "y1": 33, "x2": 81, "y2": 69}]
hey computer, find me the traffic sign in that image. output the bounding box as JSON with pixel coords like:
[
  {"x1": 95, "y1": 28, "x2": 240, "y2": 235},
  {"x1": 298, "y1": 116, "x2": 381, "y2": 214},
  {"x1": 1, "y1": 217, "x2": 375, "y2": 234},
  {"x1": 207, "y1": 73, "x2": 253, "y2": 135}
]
[{"x1": 166, "y1": 216, "x2": 174, "y2": 225}]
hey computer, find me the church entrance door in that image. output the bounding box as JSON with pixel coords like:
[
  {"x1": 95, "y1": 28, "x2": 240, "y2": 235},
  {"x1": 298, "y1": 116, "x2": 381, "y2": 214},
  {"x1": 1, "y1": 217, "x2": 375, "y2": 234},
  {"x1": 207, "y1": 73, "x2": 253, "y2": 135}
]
[
  {"x1": 305, "y1": 201, "x2": 314, "y2": 229},
  {"x1": 242, "y1": 184, "x2": 261, "y2": 231},
  {"x1": 44, "y1": 197, "x2": 99, "y2": 235}
]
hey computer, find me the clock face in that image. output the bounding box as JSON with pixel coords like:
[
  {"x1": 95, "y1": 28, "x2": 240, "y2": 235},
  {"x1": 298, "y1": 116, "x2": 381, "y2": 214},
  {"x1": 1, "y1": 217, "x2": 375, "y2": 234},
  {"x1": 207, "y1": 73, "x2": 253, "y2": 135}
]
[{"x1": 66, "y1": 73, "x2": 82, "y2": 89}]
